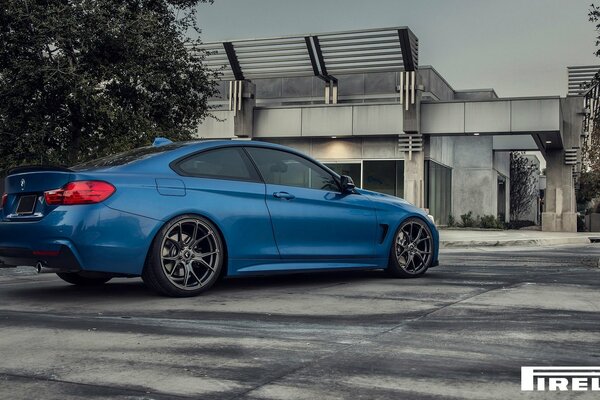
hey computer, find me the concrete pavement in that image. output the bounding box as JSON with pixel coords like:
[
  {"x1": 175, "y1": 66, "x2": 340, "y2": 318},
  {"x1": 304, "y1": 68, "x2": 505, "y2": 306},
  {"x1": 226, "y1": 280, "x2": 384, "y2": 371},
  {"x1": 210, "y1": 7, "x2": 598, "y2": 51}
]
[
  {"x1": 0, "y1": 244, "x2": 599, "y2": 399},
  {"x1": 440, "y1": 229, "x2": 592, "y2": 248}
]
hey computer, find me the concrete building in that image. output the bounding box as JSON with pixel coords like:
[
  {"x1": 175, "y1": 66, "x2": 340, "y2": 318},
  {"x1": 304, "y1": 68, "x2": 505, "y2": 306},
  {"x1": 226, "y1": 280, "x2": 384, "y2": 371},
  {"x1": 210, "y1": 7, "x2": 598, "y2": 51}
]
[{"x1": 196, "y1": 27, "x2": 586, "y2": 232}]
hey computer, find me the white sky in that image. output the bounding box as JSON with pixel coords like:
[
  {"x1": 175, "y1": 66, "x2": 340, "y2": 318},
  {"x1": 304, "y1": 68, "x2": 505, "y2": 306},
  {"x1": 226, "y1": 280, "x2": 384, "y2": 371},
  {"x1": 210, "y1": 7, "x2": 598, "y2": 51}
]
[{"x1": 195, "y1": 0, "x2": 599, "y2": 97}]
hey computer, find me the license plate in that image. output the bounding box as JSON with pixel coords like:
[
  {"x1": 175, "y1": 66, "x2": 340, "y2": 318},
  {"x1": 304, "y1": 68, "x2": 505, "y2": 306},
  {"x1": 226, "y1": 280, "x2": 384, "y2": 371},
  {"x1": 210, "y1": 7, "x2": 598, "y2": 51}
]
[{"x1": 16, "y1": 195, "x2": 37, "y2": 215}]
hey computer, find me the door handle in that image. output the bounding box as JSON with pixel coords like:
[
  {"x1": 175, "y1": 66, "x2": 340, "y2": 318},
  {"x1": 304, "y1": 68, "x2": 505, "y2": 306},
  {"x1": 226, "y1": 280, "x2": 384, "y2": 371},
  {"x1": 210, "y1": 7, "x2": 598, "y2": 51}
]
[{"x1": 273, "y1": 191, "x2": 295, "y2": 200}]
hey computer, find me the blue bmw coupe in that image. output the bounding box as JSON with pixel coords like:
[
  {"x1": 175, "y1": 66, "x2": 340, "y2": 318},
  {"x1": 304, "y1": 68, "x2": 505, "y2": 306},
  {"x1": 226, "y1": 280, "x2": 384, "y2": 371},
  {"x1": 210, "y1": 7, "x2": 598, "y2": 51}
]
[{"x1": 0, "y1": 140, "x2": 439, "y2": 296}]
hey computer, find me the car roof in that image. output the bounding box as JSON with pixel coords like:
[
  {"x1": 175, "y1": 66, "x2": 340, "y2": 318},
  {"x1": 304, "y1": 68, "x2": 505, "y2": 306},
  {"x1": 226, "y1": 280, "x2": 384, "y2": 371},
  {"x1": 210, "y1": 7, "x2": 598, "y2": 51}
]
[{"x1": 82, "y1": 139, "x2": 323, "y2": 174}]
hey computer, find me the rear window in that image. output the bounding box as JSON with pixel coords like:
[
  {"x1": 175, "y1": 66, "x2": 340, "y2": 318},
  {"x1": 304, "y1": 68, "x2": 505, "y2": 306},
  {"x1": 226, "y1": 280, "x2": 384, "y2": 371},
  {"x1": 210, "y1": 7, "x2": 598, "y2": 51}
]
[
  {"x1": 72, "y1": 142, "x2": 189, "y2": 170},
  {"x1": 175, "y1": 147, "x2": 260, "y2": 182}
]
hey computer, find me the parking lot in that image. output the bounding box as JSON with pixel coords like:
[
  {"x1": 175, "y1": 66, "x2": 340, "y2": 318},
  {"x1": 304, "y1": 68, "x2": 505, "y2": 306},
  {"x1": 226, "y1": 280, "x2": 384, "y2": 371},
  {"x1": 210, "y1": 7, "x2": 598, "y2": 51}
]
[{"x1": 0, "y1": 244, "x2": 599, "y2": 399}]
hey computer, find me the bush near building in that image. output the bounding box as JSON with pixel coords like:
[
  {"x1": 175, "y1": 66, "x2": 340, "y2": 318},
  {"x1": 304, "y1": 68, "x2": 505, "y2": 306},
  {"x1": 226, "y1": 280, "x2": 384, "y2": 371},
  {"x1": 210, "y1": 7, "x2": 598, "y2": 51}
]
[{"x1": 446, "y1": 212, "x2": 504, "y2": 229}]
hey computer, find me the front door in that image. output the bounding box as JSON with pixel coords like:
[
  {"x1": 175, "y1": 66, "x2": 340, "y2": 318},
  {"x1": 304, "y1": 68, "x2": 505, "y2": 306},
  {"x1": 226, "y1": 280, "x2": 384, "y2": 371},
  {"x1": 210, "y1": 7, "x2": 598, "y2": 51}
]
[{"x1": 245, "y1": 146, "x2": 377, "y2": 259}]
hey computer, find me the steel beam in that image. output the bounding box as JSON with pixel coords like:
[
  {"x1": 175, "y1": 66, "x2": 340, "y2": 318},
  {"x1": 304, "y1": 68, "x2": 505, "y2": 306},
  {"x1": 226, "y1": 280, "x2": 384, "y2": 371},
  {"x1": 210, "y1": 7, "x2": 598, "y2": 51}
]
[
  {"x1": 397, "y1": 29, "x2": 415, "y2": 71},
  {"x1": 223, "y1": 42, "x2": 244, "y2": 81}
]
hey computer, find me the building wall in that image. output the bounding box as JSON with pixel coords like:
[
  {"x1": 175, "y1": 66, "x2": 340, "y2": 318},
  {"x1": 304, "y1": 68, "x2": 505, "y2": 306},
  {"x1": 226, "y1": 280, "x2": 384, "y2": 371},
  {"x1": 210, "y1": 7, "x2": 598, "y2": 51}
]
[
  {"x1": 451, "y1": 136, "x2": 498, "y2": 219},
  {"x1": 427, "y1": 136, "x2": 455, "y2": 168},
  {"x1": 260, "y1": 137, "x2": 405, "y2": 161}
]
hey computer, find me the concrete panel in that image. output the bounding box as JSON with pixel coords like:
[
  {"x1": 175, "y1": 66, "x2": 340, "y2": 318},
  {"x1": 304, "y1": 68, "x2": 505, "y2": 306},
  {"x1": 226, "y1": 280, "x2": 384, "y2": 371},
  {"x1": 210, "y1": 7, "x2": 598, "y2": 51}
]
[
  {"x1": 419, "y1": 67, "x2": 455, "y2": 101},
  {"x1": 452, "y1": 169, "x2": 496, "y2": 218},
  {"x1": 365, "y1": 72, "x2": 397, "y2": 94},
  {"x1": 260, "y1": 138, "x2": 312, "y2": 155},
  {"x1": 255, "y1": 78, "x2": 282, "y2": 98},
  {"x1": 454, "y1": 89, "x2": 498, "y2": 100},
  {"x1": 352, "y1": 104, "x2": 403, "y2": 136},
  {"x1": 511, "y1": 99, "x2": 560, "y2": 132},
  {"x1": 428, "y1": 136, "x2": 454, "y2": 167},
  {"x1": 465, "y1": 101, "x2": 510, "y2": 133},
  {"x1": 282, "y1": 77, "x2": 313, "y2": 97},
  {"x1": 253, "y1": 108, "x2": 301, "y2": 138},
  {"x1": 452, "y1": 136, "x2": 492, "y2": 168},
  {"x1": 362, "y1": 137, "x2": 401, "y2": 159},
  {"x1": 196, "y1": 111, "x2": 236, "y2": 139},
  {"x1": 312, "y1": 138, "x2": 363, "y2": 160},
  {"x1": 301, "y1": 106, "x2": 353, "y2": 137},
  {"x1": 337, "y1": 74, "x2": 365, "y2": 96},
  {"x1": 492, "y1": 135, "x2": 538, "y2": 151},
  {"x1": 493, "y1": 151, "x2": 510, "y2": 178},
  {"x1": 420, "y1": 102, "x2": 465, "y2": 134}
]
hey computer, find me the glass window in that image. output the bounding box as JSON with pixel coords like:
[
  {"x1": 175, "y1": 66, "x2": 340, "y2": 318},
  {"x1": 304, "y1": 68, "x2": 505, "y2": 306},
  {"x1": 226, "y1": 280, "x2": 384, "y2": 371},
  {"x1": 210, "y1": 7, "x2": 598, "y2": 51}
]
[
  {"x1": 176, "y1": 147, "x2": 259, "y2": 182},
  {"x1": 425, "y1": 161, "x2": 452, "y2": 225},
  {"x1": 246, "y1": 147, "x2": 339, "y2": 192},
  {"x1": 324, "y1": 163, "x2": 361, "y2": 187},
  {"x1": 363, "y1": 160, "x2": 404, "y2": 197},
  {"x1": 73, "y1": 142, "x2": 189, "y2": 170}
]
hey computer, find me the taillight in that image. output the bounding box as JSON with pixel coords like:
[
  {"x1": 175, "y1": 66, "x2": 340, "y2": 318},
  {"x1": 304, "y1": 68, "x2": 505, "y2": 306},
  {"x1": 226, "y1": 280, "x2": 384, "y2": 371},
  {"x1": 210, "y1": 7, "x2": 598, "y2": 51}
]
[
  {"x1": 44, "y1": 181, "x2": 115, "y2": 205},
  {"x1": 1, "y1": 193, "x2": 6, "y2": 209}
]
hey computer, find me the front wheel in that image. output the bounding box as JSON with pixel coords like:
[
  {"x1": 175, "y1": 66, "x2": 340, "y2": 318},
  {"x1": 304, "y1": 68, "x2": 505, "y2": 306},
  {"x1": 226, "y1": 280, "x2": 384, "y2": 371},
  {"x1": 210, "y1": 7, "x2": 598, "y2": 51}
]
[
  {"x1": 142, "y1": 215, "x2": 224, "y2": 297},
  {"x1": 387, "y1": 217, "x2": 434, "y2": 278}
]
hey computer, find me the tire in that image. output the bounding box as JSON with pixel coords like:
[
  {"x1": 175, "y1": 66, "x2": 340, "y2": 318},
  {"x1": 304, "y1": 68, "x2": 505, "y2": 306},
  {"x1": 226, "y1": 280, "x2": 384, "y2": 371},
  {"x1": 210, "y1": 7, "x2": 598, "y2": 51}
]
[
  {"x1": 142, "y1": 214, "x2": 224, "y2": 297},
  {"x1": 57, "y1": 272, "x2": 112, "y2": 286},
  {"x1": 387, "y1": 217, "x2": 434, "y2": 278}
]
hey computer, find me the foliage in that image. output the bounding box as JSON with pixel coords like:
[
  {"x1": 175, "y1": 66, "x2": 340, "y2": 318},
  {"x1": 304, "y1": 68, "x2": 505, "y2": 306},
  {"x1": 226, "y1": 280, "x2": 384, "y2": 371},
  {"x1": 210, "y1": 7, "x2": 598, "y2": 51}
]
[
  {"x1": 479, "y1": 215, "x2": 503, "y2": 229},
  {"x1": 510, "y1": 152, "x2": 537, "y2": 221},
  {"x1": 0, "y1": 0, "x2": 217, "y2": 169},
  {"x1": 448, "y1": 211, "x2": 504, "y2": 229},
  {"x1": 460, "y1": 211, "x2": 475, "y2": 228},
  {"x1": 577, "y1": 170, "x2": 600, "y2": 206},
  {"x1": 578, "y1": 5, "x2": 600, "y2": 212},
  {"x1": 447, "y1": 214, "x2": 456, "y2": 227}
]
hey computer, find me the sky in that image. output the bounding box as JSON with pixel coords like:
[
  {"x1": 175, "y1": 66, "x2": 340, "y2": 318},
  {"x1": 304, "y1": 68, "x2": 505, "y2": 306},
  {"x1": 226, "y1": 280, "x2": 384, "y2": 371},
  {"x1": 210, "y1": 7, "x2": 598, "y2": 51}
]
[{"x1": 194, "y1": 0, "x2": 600, "y2": 98}]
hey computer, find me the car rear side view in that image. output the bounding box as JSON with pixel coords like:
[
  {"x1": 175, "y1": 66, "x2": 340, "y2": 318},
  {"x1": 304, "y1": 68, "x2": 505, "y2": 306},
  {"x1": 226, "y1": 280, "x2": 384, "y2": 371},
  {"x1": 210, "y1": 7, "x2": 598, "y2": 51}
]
[{"x1": 0, "y1": 140, "x2": 439, "y2": 297}]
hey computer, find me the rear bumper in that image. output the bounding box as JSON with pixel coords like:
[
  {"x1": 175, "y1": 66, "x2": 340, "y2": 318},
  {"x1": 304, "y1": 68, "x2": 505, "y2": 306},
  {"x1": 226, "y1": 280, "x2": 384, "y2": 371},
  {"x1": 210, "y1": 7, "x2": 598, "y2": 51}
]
[
  {"x1": 0, "y1": 245, "x2": 81, "y2": 272},
  {"x1": 0, "y1": 204, "x2": 161, "y2": 275}
]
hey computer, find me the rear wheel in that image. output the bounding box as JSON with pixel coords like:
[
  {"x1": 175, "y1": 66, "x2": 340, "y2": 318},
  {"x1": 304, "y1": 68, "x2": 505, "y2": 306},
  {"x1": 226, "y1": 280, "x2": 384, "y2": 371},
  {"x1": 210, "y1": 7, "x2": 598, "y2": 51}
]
[
  {"x1": 57, "y1": 272, "x2": 112, "y2": 286},
  {"x1": 387, "y1": 217, "x2": 433, "y2": 278},
  {"x1": 142, "y1": 215, "x2": 224, "y2": 297}
]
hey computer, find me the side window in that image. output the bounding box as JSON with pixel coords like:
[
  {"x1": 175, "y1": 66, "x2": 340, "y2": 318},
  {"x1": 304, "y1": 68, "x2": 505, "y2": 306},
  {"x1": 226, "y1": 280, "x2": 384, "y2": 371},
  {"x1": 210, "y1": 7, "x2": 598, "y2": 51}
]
[
  {"x1": 175, "y1": 147, "x2": 260, "y2": 182},
  {"x1": 246, "y1": 147, "x2": 339, "y2": 191}
]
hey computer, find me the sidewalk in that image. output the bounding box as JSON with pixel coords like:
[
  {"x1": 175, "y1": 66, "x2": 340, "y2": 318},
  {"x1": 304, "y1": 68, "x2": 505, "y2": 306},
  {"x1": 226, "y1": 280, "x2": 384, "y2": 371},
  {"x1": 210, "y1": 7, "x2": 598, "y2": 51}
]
[{"x1": 439, "y1": 229, "x2": 594, "y2": 248}]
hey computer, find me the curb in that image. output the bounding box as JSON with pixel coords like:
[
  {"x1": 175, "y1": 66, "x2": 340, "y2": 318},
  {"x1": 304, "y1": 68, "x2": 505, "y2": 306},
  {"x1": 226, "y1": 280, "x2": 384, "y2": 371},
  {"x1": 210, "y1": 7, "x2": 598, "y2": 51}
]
[{"x1": 440, "y1": 237, "x2": 592, "y2": 249}]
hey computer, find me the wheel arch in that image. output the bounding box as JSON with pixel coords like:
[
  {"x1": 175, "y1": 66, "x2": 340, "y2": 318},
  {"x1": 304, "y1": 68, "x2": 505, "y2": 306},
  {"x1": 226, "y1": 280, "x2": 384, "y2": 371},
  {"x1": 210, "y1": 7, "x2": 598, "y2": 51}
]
[
  {"x1": 142, "y1": 212, "x2": 230, "y2": 278},
  {"x1": 386, "y1": 213, "x2": 436, "y2": 267}
]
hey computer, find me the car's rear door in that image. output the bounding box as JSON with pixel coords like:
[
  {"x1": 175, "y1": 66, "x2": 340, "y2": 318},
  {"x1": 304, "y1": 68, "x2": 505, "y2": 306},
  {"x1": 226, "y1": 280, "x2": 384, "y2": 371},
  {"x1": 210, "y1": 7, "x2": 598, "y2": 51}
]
[{"x1": 245, "y1": 146, "x2": 377, "y2": 259}]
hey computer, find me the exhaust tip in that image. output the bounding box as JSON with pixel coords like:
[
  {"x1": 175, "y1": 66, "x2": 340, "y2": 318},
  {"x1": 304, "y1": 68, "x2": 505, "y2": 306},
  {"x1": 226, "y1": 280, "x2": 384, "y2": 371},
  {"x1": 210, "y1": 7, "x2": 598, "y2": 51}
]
[{"x1": 36, "y1": 262, "x2": 44, "y2": 273}]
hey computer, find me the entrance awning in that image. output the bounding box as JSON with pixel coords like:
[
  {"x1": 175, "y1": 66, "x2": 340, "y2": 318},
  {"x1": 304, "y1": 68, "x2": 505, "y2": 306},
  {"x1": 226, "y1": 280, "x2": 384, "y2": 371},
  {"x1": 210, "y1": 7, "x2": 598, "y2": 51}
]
[{"x1": 196, "y1": 26, "x2": 419, "y2": 81}]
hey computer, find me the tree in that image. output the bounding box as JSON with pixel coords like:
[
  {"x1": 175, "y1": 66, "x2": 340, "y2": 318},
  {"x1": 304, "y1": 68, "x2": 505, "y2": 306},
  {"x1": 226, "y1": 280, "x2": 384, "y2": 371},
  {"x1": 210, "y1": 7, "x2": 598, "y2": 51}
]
[
  {"x1": 510, "y1": 152, "x2": 537, "y2": 221},
  {"x1": 577, "y1": 4, "x2": 600, "y2": 211},
  {"x1": 0, "y1": 0, "x2": 217, "y2": 169}
]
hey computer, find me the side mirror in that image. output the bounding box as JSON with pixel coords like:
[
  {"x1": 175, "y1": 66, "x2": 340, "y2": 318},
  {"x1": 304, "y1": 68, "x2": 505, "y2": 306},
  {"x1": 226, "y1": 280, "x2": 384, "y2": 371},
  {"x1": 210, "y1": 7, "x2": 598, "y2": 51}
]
[{"x1": 340, "y1": 175, "x2": 356, "y2": 193}]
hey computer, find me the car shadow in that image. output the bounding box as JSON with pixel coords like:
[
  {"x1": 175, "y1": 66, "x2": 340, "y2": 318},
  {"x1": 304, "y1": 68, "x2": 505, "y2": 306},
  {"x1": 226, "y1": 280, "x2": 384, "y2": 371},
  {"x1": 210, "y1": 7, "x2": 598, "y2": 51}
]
[{"x1": 4, "y1": 268, "x2": 441, "y2": 302}]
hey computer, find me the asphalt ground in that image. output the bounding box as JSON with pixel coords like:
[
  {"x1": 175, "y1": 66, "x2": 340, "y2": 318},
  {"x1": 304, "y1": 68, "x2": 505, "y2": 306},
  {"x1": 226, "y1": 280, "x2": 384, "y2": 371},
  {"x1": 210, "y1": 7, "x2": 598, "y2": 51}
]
[{"x1": 0, "y1": 244, "x2": 599, "y2": 399}]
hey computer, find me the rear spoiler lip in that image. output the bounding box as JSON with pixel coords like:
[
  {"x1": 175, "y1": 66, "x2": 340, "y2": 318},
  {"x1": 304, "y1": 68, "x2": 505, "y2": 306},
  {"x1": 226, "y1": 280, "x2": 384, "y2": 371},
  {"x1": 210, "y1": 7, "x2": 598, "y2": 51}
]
[{"x1": 7, "y1": 165, "x2": 73, "y2": 176}]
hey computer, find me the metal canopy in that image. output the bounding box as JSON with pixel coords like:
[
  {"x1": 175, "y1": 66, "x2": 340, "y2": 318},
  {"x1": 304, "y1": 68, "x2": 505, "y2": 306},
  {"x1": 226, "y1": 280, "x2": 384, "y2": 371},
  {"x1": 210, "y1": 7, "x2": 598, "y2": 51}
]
[
  {"x1": 567, "y1": 65, "x2": 599, "y2": 96},
  {"x1": 197, "y1": 27, "x2": 419, "y2": 81}
]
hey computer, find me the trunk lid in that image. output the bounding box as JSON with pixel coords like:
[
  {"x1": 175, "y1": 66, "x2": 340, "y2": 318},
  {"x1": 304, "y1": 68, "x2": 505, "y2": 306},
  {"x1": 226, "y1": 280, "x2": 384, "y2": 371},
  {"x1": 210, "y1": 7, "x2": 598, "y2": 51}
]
[{"x1": 2, "y1": 166, "x2": 74, "y2": 219}]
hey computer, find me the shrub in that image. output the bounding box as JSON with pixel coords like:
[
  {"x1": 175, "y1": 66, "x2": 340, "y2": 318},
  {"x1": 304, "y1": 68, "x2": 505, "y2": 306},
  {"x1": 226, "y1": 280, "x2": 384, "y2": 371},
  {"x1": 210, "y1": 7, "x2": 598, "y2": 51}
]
[
  {"x1": 480, "y1": 215, "x2": 503, "y2": 229},
  {"x1": 460, "y1": 211, "x2": 475, "y2": 228},
  {"x1": 447, "y1": 215, "x2": 456, "y2": 227}
]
